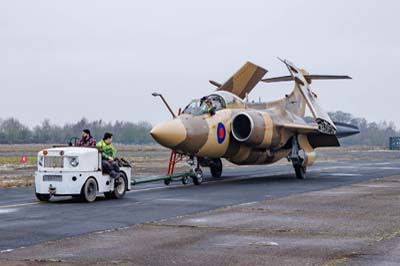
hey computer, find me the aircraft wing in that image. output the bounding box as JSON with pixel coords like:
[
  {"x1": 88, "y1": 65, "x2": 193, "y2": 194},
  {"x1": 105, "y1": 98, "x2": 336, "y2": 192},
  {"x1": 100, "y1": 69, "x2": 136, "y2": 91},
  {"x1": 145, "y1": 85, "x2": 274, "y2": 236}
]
[
  {"x1": 217, "y1": 62, "x2": 267, "y2": 99},
  {"x1": 303, "y1": 121, "x2": 360, "y2": 148},
  {"x1": 281, "y1": 122, "x2": 341, "y2": 147},
  {"x1": 281, "y1": 123, "x2": 319, "y2": 134}
]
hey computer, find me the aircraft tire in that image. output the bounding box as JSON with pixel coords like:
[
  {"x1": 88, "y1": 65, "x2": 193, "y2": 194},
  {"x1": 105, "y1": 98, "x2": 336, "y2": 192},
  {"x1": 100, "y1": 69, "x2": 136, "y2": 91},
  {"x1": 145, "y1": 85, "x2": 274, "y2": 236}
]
[
  {"x1": 210, "y1": 159, "x2": 223, "y2": 178},
  {"x1": 182, "y1": 176, "x2": 189, "y2": 185},
  {"x1": 192, "y1": 168, "x2": 203, "y2": 185},
  {"x1": 294, "y1": 166, "x2": 306, "y2": 179}
]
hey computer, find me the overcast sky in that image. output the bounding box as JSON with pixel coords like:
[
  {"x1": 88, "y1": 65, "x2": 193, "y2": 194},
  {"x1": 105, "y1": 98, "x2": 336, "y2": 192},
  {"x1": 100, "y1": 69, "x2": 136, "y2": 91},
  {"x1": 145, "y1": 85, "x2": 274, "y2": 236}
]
[{"x1": 0, "y1": 0, "x2": 398, "y2": 128}]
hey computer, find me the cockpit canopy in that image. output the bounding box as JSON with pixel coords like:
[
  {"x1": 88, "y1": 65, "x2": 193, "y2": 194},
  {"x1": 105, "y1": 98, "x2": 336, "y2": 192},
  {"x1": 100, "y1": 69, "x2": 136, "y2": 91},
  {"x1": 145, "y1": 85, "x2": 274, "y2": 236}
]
[{"x1": 182, "y1": 91, "x2": 245, "y2": 115}]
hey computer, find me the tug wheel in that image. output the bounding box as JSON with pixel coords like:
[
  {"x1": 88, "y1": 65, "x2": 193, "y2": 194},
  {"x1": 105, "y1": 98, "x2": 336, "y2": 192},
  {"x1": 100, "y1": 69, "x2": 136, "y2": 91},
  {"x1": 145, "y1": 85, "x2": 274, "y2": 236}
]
[
  {"x1": 111, "y1": 173, "x2": 127, "y2": 199},
  {"x1": 35, "y1": 193, "x2": 51, "y2": 202},
  {"x1": 81, "y1": 177, "x2": 98, "y2": 203}
]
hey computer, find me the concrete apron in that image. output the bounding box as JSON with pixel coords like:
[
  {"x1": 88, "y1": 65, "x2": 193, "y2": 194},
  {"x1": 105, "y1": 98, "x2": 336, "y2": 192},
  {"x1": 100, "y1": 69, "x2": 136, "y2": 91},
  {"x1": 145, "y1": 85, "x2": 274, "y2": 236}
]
[{"x1": 1, "y1": 175, "x2": 400, "y2": 266}]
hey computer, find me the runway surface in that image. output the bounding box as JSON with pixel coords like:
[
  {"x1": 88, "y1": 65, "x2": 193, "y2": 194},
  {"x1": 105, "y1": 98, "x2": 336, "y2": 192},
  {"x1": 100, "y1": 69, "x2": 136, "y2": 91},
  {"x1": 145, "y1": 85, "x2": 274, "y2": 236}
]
[{"x1": 1, "y1": 151, "x2": 400, "y2": 253}]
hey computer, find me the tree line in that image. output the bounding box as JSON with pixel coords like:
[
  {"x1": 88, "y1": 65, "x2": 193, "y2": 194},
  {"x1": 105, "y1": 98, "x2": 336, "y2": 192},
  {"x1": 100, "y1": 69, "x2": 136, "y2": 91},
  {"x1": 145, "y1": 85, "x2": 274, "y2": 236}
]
[
  {"x1": 0, "y1": 118, "x2": 154, "y2": 144},
  {"x1": 0, "y1": 112, "x2": 398, "y2": 147}
]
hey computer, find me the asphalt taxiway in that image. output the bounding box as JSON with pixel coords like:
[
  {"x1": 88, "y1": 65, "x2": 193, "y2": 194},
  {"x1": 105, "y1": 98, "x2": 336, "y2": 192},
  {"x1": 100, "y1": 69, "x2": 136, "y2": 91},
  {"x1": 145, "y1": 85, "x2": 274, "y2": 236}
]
[{"x1": 0, "y1": 151, "x2": 400, "y2": 265}]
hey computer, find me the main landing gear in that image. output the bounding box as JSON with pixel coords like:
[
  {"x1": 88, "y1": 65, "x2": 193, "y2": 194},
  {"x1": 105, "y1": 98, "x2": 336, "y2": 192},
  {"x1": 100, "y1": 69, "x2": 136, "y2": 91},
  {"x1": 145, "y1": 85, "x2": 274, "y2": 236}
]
[
  {"x1": 288, "y1": 136, "x2": 307, "y2": 179},
  {"x1": 209, "y1": 158, "x2": 223, "y2": 178}
]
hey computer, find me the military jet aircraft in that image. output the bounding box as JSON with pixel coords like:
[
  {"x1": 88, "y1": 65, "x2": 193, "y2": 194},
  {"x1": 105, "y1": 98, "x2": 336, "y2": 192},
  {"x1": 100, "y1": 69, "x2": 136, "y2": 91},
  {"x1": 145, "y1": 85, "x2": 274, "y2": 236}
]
[{"x1": 150, "y1": 59, "x2": 359, "y2": 184}]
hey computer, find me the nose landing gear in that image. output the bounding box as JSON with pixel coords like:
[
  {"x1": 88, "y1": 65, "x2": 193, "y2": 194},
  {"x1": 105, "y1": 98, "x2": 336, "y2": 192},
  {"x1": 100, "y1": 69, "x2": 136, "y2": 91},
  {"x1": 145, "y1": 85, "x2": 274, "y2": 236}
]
[
  {"x1": 188, "y1": 157, "x2": 204, "y2": 185},
  {"x1": 163, "y1": 154, "x2": 223, "y2": 186},
  {"x1": 193, "y1": 168, "x2": 204, "y2": 185},
  {"x1": 187, "y1": 157, "x2": 223, "y2": 184}
]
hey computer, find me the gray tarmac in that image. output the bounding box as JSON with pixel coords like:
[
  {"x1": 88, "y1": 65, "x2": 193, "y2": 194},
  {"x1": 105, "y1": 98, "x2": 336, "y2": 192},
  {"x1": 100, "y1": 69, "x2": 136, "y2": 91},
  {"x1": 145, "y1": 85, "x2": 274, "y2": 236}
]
[{"x1": 0, "y1": 150, "x2": 400, "y2": 265}]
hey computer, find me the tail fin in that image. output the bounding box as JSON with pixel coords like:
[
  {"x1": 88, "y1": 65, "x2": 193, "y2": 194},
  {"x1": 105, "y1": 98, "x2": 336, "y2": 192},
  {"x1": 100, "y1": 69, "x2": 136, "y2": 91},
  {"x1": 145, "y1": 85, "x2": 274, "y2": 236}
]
[
  {"x1": 217, "y1": 61, "x2": 267, "y2": 99},
  {"x1": 280, "y1": 59, "x2": 344, "y2": 135}
]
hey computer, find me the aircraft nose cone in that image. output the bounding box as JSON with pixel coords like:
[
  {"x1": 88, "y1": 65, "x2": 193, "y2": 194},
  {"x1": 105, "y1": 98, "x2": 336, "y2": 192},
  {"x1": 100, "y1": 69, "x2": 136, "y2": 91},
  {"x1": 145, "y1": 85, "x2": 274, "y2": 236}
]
[{"x1": 150, "y1": 119, "x2": 187, "y2": 149}]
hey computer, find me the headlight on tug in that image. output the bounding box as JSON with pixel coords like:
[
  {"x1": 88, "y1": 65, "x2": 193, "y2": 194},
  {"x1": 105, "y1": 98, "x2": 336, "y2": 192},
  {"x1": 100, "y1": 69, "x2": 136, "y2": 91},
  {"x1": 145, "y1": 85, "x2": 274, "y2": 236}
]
[{"x1": 69, "y1": 156, "x2": 79, "y2": 167}]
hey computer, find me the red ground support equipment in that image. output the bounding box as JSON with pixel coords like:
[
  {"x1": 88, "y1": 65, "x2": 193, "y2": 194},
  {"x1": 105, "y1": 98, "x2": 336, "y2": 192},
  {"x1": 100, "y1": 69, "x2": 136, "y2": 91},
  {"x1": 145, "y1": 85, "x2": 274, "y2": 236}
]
[{"x1": 167, "y1": 108, "x2": 182, "y2": 175}]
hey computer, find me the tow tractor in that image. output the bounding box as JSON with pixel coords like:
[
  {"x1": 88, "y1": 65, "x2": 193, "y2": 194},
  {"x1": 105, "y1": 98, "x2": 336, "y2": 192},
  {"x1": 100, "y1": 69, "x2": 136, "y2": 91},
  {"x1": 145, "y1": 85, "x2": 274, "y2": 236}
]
[
  {"x1": 35, "y1": 146, "x2": 132, "y2": 202},
  {"x1": 34, "y1": 145, "x2": 200, "y2": 203},
  {"x1": 35, "y1": 102, "x2": 211, "y2": 203}
]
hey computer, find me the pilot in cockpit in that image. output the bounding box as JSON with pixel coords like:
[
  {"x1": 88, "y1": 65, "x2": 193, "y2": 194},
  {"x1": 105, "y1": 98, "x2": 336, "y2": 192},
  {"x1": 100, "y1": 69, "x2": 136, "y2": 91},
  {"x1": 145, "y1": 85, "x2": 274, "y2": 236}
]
[{"x1": 200, "y1": 97, "x2": 216, "y2": 116}]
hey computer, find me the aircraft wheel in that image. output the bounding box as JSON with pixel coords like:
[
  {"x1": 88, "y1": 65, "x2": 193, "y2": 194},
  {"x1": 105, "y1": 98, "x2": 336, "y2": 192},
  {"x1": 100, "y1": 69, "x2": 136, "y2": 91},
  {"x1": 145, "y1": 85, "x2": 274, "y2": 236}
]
[
  {"x1": 182, "y1": 176, "x2": 189, "y2": 185},
  {"x1": 294, "y1": 166, "x2": 306, "y2": 179},
  {"x1": 111, "y1": 173, "x2": 127, "y2": 199},
  {"x1": 164, "y1": 179, "x2": 171, "y2": 186},
  {"x1": 80, "y1": 177, "x2": 98, "y2": 203},
  {"x1": 36, "y1": 193, "x2": 51, "y2": 202},
  {"x1": 192, "y1": 168, "x2": 203, "y2": 185},
  {"x1": 210, "y1": 159, "x2": 223, "y2": 178}
]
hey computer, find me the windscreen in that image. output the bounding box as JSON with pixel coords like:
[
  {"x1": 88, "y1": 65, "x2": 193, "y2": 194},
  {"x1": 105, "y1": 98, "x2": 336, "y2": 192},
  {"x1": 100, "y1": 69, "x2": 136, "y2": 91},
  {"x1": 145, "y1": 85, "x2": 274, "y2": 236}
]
[{"x1": 182, "y1": 95, "x2": 226, "y2": 115}]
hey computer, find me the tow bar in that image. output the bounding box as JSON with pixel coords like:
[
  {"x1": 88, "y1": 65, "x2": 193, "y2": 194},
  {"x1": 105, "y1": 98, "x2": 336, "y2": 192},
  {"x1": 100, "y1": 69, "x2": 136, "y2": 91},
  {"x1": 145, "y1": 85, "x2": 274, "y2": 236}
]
[{"x1": 131, "y1": 171, "x2": 195, "y2": 186}]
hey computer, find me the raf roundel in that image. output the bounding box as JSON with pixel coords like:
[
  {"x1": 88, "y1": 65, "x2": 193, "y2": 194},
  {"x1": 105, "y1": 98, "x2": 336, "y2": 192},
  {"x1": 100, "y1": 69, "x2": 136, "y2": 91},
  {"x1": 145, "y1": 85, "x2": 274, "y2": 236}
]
[{"x1": 217, "y1": 123, "x2": 226, "y2": 144}]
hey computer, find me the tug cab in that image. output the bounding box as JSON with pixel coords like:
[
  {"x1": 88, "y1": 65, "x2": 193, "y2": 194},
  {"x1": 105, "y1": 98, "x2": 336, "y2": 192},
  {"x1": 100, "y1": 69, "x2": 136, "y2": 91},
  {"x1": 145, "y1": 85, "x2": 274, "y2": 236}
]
[{"x1": 35, "y1": 147, "x2": 131, "y2": 202}]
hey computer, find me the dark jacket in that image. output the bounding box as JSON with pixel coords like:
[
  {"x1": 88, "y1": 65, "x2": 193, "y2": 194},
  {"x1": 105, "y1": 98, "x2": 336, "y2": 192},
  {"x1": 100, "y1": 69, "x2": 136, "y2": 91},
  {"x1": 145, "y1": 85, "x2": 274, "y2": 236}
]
[{"x1": 77, "y1": 136, "x2": 96, "y2": 147}]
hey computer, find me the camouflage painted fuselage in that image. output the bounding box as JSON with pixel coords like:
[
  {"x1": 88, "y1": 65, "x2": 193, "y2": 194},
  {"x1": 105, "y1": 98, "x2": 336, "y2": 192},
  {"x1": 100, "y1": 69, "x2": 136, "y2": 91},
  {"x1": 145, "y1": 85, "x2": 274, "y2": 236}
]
[
  {"x1": 151, "y1": 60, "x2": 357, "y2": 167},
  {"x1": 150, "y1": 88, "x2": 315, "y2": 166},
  {"x1": 170, "y1": 109, "x2": 291, "y2": 165}
]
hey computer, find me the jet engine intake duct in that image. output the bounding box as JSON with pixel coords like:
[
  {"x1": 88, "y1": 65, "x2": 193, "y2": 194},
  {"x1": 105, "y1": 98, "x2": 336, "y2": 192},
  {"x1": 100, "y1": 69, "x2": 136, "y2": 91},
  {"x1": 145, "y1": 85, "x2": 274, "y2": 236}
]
[
  {"x1": 231, "y1": 111, "x2": 268, "y2": 147},
  {"x1": 232, "y1": 112, "x2": 253, "y2": 142}
]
